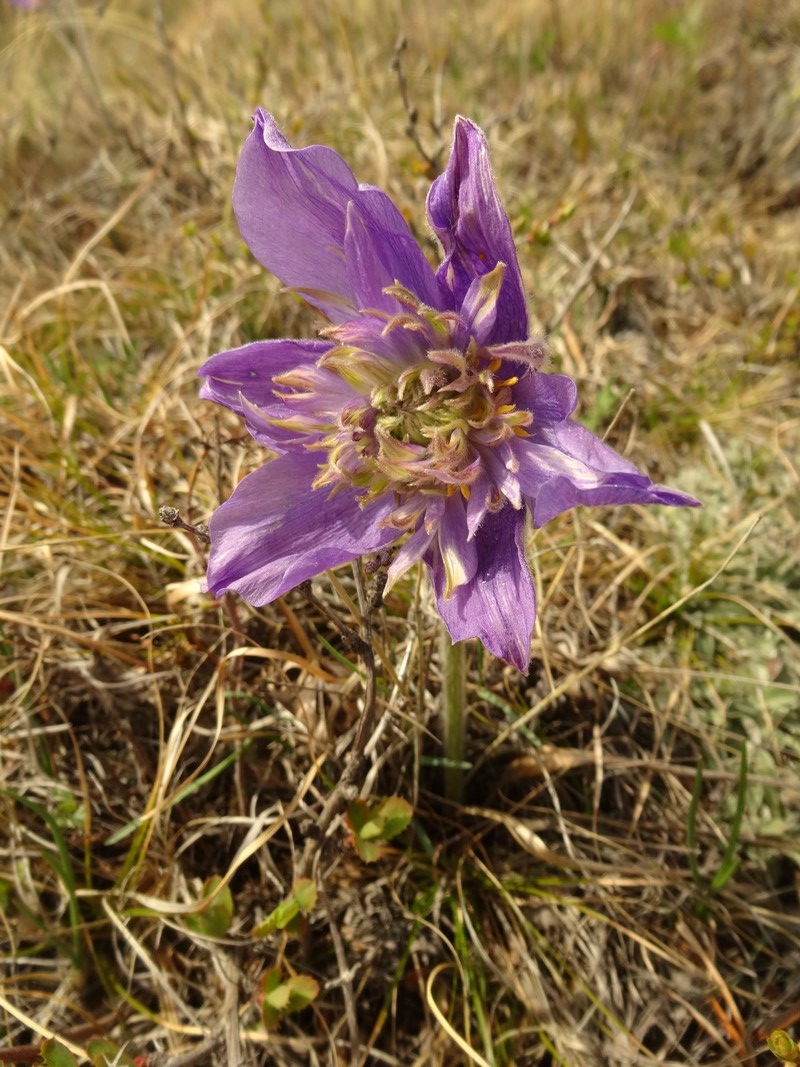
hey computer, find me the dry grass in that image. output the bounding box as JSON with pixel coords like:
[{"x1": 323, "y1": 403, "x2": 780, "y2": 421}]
[{"x1": 1, "y1": 0, "x2": 799, "y2": 1064}]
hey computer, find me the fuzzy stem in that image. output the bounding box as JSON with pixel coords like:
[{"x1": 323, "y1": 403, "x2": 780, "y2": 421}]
[{"x1": 440, "y1": 625, "x2": 466, "y2": 802}]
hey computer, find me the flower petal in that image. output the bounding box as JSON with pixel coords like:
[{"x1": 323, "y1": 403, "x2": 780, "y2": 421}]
[
  {"x1": 464, "y1": 469, "x2": 497, "y2": 538},
  {"x1": 233, "y1": 109, "x2": 366, "y2": 320},
  {"x1": 516, "y1": 417, "x2": 701, "y2": 527},
  {"x1": 384, "y1": 521, "x2": 435, "y2": 594},
  {"x1": 427, "y1": 507, "x2": 535, "y2": 671},
  {"x1": 233, "y1": 110, "x2": 441, "y2": 322},
  {"x1": 199, "y1": 339, "x2": 348, "y2": 450},
  {"x1": 344, "y1": 190, "x2": 441, "y2": 313},
  {"x1": 458, "y1": 262, "x2": 505, "y2": 345},
  {"x1": 199, "y1": 339, "x2": 331, "y2": 408},
  {"x1": 479, "y1": 440, "x2": 523, "y2": 510},
  {"x1": 436, "y1": 494, "x2": 478, "y2": 597},
  {"x1": 514, "y1": 371, "x2": 579, "y2": 422},
  {"x1": 490, "y1": 339, "x2": 548, "y2": 373},
  {"x1": 205, "y1": 452, "x2": 397, "y2": 603},
  {"x1": 427, "y1": 116, "x2": 527, "y2": 344}
]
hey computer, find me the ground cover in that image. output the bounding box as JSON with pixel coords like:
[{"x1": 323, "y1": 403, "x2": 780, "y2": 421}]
[{"x1": 1, "y1": 1, "x2": 798, "y2": 1063}]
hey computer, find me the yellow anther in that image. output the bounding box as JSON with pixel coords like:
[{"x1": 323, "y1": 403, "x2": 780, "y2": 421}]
[
  {"x1": 496, "y1": 403, "x2": 516, "y2": 415},
  {"x1": 460, "y1": 484, "x2": 471, "y2": 500},
  {"x1": 487, "y1": 357, "x2": 503, "y2": 373}
]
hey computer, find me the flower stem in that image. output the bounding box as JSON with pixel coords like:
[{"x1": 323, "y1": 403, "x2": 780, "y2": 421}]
[{"x1": 440, "y1": 625, "x2": 466, "y2": 802}]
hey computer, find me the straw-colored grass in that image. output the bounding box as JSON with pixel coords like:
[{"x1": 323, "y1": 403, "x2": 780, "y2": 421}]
[{"x1": 1, "y1": 0, "x2": 798, "y2": 1064}]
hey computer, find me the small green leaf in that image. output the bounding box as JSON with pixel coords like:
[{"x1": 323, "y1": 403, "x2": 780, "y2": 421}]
[
  {"x1": 184, "y1": 876, "x2": 234, "y2": 938},
  {"x1": 263, "y1": 973, "x2": 292, "y2": 1011},
  {"x1": 254, "y1": 897, "x2": 300, "y2": 937},
  {"x1": 710, "y1": 744, "x2": 748, "y2": 893},
  {"x1": 293, "y1": 878, "x2": 317, "y2": 913},
  {"x1": 260, "y1": 967, "x2": 289, "y2": 1028},
  {"x1": 53, "y1": 790, "x2": 85, "y2": 831},
  {"x1": 261, "y1": 966, "x2": 283, "y2": 996},
  {"x1": 767, "y1": 1029, "x2": 799, "y2": 1062},
  {"x1": 253, "y1": 879, "x2": 318, "y2": 937},
  {"x1": 346, "y1": 797, "x2": 413, "y2": 863},
  {"x1": 260, "y1": 967, "x2": 319, "y2": 1030},
  {"x1": 285, "y1": 974, "x2": 319, "y2": 1013},
  {"x1": 40, "y1": 1040, "x2": 80, "y2": 1067},
  {"x1": 356, "y1": 837, "x2": 383, "y2": 863},
  {"x1": 359, "y1": 817, "x2": 384, "y2": 841},
  {"x1": 377, "y1": 796, "x2": 413, "y2": 838}
]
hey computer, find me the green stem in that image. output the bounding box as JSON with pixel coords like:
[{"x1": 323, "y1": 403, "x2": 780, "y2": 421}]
[{"x1": 440, "y1": 626, "x2": 467, "y2": 802}]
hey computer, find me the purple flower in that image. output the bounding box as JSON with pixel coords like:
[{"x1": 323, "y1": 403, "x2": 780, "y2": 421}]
[{"x1": 200, "y1": 110, "x2": 699, "y2": 670}]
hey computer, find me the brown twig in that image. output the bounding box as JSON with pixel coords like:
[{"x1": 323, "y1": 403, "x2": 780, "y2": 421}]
[
  {"x1": 391, "y1": 36, "x2": 443, "y2": 174},
  {"x1": 159, "y1": 505, "x2": 210, "y2": 548}
]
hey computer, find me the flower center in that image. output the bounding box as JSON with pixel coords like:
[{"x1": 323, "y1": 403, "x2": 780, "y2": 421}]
[{"x1": 310, "y1": 293, "x2": 533, "y2": 520}]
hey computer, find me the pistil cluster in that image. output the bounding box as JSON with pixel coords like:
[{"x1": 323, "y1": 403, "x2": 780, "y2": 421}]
[{"x1": 273, "y1": 283, "x2": 543, "y2": 531}]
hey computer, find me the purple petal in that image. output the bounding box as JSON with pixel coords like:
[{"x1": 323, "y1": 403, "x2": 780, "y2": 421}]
[
  {"x1": 427, "y1": 507, "x2": 535, "y2": 671},
  {"x1": 384, "y1": 522, "x2": 435, "y2": 592},
  {"x1": 527, "y1": 463, "x2": 701, "y2": 526},
  {"x1": 464, "y1": 469, "x2": 496, "y2": 538},
  {"x1": 199, "y1": 339, "x2": 348, "y2": 450},
  {"x1": 458, "y1": 263, "x2": 504, "y2": 345},
  {"x1": 233, "y1": 110, "x2": 360, "y2": 321},
  {"x1": 513, "y1": 378, "x2": 701, "y2": 526},
  {"x1": 515, "y1": 372, "x2": 579, "y2": 422},
  {"x1": 427, "y1": 116, "x2": 527, "y2": 344},
  {"x1": 233, "y1": 110, "x2": 441, "y2": 322},
  {"x1": 326, "y1": 312, "x2": 426, "y2": 366},
  {"x1": 344, "y1": 190, "x2": 442, "y2": 313},
  {"x1": 206, "y1": 452, "x2": 398, "y2": 604},
  {"x1": 480, "y1": 440, "x2": 523, "y2": 510},
  {"x1": 436, "y1": 494, "x2": 479, "y2": 596},
  {"x1": 199, "y1": 339, "x2": 331, "y2": 408}
]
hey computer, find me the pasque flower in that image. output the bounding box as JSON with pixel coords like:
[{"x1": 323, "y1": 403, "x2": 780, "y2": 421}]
[{"x1": 200, "y1": 110, "x2": 699, "y2": 670}]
